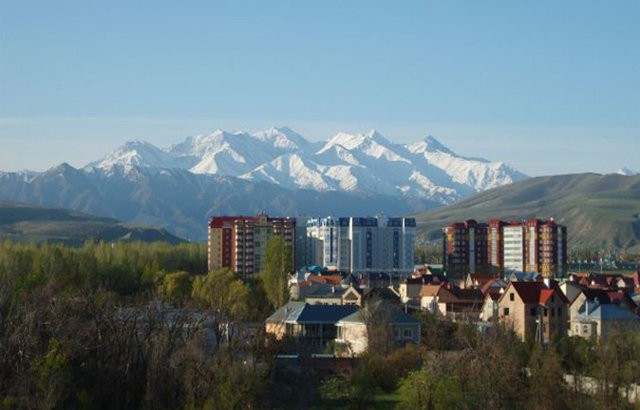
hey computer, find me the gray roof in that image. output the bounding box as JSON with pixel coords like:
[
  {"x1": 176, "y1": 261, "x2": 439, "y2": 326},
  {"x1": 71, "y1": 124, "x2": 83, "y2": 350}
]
[
  {"x1": 265, "y1": 301, "x2": 357, "y2": 325},
  {"x1": 337, "y1": 308, "x2": 421, "y2": 326},
  {"x1": 576, "y1": 303, "x2": 640, "y2": 322},
  {"x1": 266, "y1": 301, "x2": 305, "y2": 324}
]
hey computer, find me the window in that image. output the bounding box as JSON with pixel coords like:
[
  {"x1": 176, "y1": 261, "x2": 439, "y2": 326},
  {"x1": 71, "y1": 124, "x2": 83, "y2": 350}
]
[
  {"x1": 403, "y1": 328, "x2": 413, "y2": 339},
  {"x1": 582, "y1": 325, "x2": 588, "y2": 333},
  {"x1": 503, "y1": 308, "x2": 510, "y2": 316},
  {"x1": 530, "y1": 307, "x2": 537, "y2": 316},
  {"x1": 544, "y1": 308, "x2": 548, "y2": 317},
  {"x1": 510, "y1": 293, "x2": 515, "y2": 301},
  {"x1": 551, "y1": 308, "x2": 555, "y2": 317}
]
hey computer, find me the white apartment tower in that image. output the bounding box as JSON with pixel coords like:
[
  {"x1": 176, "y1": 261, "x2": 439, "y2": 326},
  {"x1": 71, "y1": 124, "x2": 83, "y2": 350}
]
[{"x1": 305, "y1": 216, "x2": 416, "y2": 276}]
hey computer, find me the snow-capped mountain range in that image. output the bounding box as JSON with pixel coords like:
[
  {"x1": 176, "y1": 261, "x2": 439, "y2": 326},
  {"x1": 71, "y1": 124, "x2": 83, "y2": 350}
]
[
  {"x1": 86, "y1": 127, "x2": 527, "y2": 203},
  {"x1": 0, "y1": 127, "x2": 530, "y2": 240}
]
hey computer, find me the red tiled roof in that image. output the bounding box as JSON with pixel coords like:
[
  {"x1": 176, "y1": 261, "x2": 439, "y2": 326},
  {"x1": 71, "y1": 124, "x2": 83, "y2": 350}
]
[
  {"x1": 308, "y1": 275, "x2": 342, "y2": 286},
  {"x1": 539, "y1": 289, "x2": 554, "y2": 304},
  {"x1": 508, "y1": 281, "x2": 546, "y2": 304},
  {"x1": 504, "y1": 281, "x2": 569, "y2": 305}
]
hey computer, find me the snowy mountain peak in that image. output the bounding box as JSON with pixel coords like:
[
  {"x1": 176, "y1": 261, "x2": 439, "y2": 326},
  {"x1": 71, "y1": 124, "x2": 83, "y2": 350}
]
[
  {"x1": 322, "y1": 130, "x2": 392, "y2": 152},
  {"x1": 616, "y1": 167, "x2": 638, "y2": 176},
  {"x1": 407, "y1": 135, "x2": 455, "y2": 155},
  {"x1": 82, "y1": 127, "x2": 528, "y2": 204},
  {"x1": 251, "y1": 126, "x2": 309, "y2": 150},
  {"x1": 86, "y1": 139, "x2": 174, "y2": 170}
]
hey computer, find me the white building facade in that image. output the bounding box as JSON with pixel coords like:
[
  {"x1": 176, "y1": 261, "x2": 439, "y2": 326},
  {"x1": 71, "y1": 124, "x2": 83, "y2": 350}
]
[{"x1": 305, "y1": 216, "x2": 416, "y2": 276}]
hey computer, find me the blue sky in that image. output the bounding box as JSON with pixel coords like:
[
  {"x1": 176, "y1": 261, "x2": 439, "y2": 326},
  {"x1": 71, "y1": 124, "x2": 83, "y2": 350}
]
[{"x1": 1, "y1": 1, "x2": 638, "y2": 175}]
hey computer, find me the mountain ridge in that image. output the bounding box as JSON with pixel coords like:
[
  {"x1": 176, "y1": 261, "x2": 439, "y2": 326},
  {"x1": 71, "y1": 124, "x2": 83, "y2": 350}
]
[
  {"x1": 81, "y1": 127, "x2": 528, "y2": 203},
  {"x1": 0, "y1": 201, "x2": 185, "y2": 245}
]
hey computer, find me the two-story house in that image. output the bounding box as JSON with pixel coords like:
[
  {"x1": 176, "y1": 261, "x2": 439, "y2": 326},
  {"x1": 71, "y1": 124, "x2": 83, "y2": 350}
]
[{"x1": 497, "y1": 281, "x2": 569, "y2": 343}]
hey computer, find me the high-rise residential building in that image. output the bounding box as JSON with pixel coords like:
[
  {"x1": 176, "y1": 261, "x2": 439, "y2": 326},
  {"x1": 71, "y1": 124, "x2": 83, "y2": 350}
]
[
  {"x1": 443, "y1": 218, "x2": 567, "y2": 277},
  {"x1": 207, "y1": 214, "x2": 296, "y2": 275},
  {"x1": 303, "y1": 216, "x2": 416, "y2": 275},
  {"x1": 442, "y1": 220, "x2": 491, "y2": 276}
]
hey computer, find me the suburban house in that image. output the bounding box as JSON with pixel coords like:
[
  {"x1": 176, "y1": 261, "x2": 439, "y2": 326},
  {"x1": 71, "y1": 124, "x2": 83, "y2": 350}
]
[
  {"x1": 571, "y1": 301, "x2": 640, "y2": 339},
  {"x1": 399, "y1": 274, "x2": 443, "y2": 304},
  {"x1": 419, "y1": 284, "x2": 484, "y2": 319},
  {"x1": 568, "y1": 287, "x2": 638, "y2": 324},
  {"x1": 304, "y1": 285, "x2": 362, "y2": 306},
  {"x1": 334, "y1": 307, "x2": 421, "y2": 357},
  {"x1": 497, "y1": 281, "x2": 569, "y2": 343},
  {"x1": 479, "y1": 289, "x2": 503, "y2": 322},
  {"x1": 265, "y1": 302, "x2": 357, "y2": 352}
]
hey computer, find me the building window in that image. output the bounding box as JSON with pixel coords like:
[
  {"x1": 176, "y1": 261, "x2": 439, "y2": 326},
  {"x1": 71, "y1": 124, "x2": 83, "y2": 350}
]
[
  {"x1": 403, "y1": 328, "x2": 413, "y2": 339},
  {"x1": 582, "y1": 325, "x2": 588, "y2": 333},
  {"x1": 510, "y1": 293, "x2": 514, "y2": 301},
  {"x1": 544, "y1": 308, "x2": 548, "y2": 317},
  {"x1": 551, "y1": 308, "x2": 555, "y2": 317},
  {"x1": 503, "y1": 308, "x2": 510, "y2": 316},
  {"x1": 530, "y1": 307, "x2": 537, "y2": 316}
]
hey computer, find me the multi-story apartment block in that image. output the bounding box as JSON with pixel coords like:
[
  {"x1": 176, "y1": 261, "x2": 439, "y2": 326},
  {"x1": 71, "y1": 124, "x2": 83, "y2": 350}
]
[
  {"x1": 443, "y1": 218, "x2": 567, "y2": 277},
  {"x1": 208, "y1": 214, "x2": 295, "y2": 275},
  {"x1": 304, "y1": 216, "x2": 416, "y2": 276},
  {"x1": 443, "y1": 220, "x2": 491, "y2": 276}
]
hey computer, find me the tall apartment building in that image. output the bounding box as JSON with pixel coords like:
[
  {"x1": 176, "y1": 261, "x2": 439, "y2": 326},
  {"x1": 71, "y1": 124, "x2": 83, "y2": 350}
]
[
  {"x1": 443, "y1": 220, "x2": 491, "y2": 276},
  {"x1": 443, "y1": 218, "x2": 567, "y2": 277},
  {"x1": 208, "y1": 214, "x2": 296, "y2": 275},
  {"x1": 304, "y1": 216, "x2": 416, "y2": 276}
]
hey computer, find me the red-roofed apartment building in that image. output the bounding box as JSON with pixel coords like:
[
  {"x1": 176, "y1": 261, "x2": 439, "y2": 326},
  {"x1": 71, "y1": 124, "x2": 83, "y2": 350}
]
[
  {"x1": 498, "y1": 281, "x2": 569, "y2": 343},
  {"x1": 208, "y1": 214, "x2": 295, "y2": 275},
  {"x1": 444, "y1": 218, "x2": 567, "y2": 278}
]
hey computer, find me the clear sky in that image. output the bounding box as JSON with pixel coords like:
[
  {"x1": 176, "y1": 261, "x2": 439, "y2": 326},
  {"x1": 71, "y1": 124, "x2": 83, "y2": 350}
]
[{"x1": 1, "y1": 1, "x2": 638, "y2": 176}]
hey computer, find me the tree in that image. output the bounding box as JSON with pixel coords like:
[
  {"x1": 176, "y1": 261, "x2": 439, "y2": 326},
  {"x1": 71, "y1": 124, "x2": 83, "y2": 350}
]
[
  {"x1": 527, "y1": 344, "x2": 568, "y2": 410},
  {"x1": 192, "y1": 268, "x2": 249, "y2": 346},
  {"x1": 397, "y1": 367, "x2": 467, "y2": 410},
  {"x1": 263, "y1": 236, "x2": 291, "y2": 309},
  {"x1": 361, "y1": 299, "x2": 395, "y2": 356},
  {"x1": 158, "y1": 271, "x2": 192, "y2": 305}
]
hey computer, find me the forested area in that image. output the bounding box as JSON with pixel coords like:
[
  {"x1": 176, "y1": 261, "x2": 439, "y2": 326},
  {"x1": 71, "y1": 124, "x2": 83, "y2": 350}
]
[
  {"x1": 1, "y1": 240, "x2": 639, "y2": 409},
  {"x1": 0, "y1": 241, "x2": 275, "y2": 409}
]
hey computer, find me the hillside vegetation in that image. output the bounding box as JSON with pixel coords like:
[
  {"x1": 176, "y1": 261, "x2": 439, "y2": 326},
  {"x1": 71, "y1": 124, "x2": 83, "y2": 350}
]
[
  {"x1": 412, "y1": 173, "x2": 640, "y2": 252},
  {"x1": 0, "y1": 202, "x2": 185, "y2": 245}
]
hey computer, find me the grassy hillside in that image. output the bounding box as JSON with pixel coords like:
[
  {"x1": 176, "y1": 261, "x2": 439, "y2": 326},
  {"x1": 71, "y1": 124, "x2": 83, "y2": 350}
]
[
  {"x1": 0, "y1": 202, "x2": 185, "y2": 245},
  {"x1": 411, "y1": 173, "x2": 640, "y2": 252}
]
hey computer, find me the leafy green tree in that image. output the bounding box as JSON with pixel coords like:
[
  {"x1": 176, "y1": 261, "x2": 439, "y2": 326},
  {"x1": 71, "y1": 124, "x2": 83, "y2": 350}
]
[
  {"x1": 397, "y1": 367, "x2": 467, "y2": 410},
  {"x1": 192, "y1": 268, "x2": 249, "y2": 346},
  {"x1": 158, "y1": 271, "x2": 193, "y2": 305},
  {"x1": 263, "y1": 236, "x2": 291, "y2": 309},
  {"x1": 527, "y1": 344, "x2": 568, "y2": 410}
]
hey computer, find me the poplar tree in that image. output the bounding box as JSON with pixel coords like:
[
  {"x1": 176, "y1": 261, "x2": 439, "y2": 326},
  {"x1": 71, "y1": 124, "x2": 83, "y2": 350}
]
[{"x1": 263, "y1": 236, "x2": 291, "y2": 308}]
